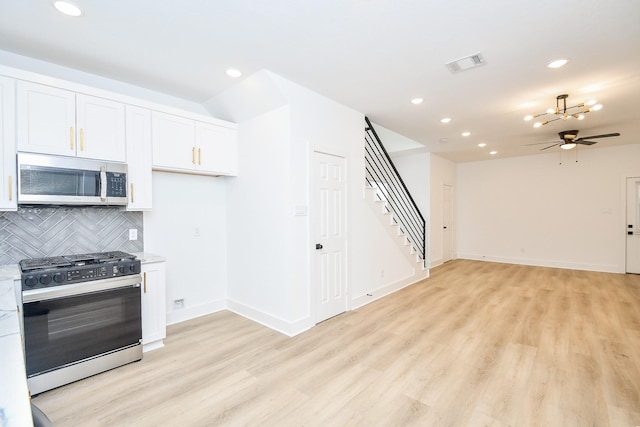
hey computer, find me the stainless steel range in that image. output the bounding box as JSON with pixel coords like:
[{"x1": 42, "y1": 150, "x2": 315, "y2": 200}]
[{"x1": 20, "y1": 251, "x2": 143, "y2": 395}]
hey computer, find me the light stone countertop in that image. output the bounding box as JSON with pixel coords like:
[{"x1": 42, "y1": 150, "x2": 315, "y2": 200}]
[
  {"x1": 133, "y1": 252, "x2": 166, "y2": 264},
  {"x1": 0, "y1": 277, "x2": 33, "y2": 427}
]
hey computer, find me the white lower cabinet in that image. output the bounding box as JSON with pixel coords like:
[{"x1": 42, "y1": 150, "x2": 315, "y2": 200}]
[{"x1": 141, "y1": 260, "x2": 166, "y2": 352}]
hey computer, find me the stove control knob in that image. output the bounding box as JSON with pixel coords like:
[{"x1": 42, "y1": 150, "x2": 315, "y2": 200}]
[
  {"x1": 129, "y1": 263, "x2": 137, "y2": 272},
  {"x1": 53, "y1": 272, "x2": 66, "y2": 283},
  {"x1": 24, "y1": 276, "x2": 38, "y2": 288},
  {"x1": 118, "y1": 265, "x2": 125, "y2": 274},
  {"x1": 39, "y1": 274, "x2": 52, "y2": 285}
]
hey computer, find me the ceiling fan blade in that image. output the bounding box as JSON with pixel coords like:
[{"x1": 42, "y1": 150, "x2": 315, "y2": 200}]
[
  {"x1": 575, "y1": 132, "x2": 620, "y2": 141},
  {"x1": 576, "y1": 140, "x2": 598, "y2": 145},
  {"x1": 540, "y1": 143, "x2": 560, "y2": 151},
  {"x1": 525, "y1": 140, "x2": 561, "y2": 146}
]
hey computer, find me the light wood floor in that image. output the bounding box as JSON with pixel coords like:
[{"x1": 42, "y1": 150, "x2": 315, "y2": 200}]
[{"x1": 33, "y1": 260, "x2": 640, "y2": 426}]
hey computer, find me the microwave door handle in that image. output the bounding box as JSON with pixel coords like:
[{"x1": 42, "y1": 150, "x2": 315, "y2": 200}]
[{"x1": 100, "y1": 167, "x2": 107, "y2": 201}]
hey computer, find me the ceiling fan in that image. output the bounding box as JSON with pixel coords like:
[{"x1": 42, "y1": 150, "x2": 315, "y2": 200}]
[{"x1": 527, "y1": 129, "x2": 621, "y2": 151}]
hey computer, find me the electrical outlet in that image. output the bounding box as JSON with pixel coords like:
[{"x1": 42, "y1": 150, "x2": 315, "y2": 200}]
[
  {"x1": 128, "y1": 229, "x2": 137, "y2": 240},
  {"x1": 173, "y1": 299, "x2": 184, "y2": 309}
]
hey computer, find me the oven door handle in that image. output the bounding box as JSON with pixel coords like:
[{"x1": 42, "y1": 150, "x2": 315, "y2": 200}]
[{"x1": 23, "y1": 275, "x2": 142, "y2": 303}]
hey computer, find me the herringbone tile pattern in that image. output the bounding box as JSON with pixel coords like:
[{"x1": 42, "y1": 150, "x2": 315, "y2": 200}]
[{"x1": 0, "y1": 207, "x2": 143, "y2": 265}]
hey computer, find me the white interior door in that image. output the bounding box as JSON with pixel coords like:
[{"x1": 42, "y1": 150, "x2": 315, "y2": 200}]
[
  {"x1": 626, "y1": 177, "x2": 640, "y2": 274},
  {"x1": 312, "y1": 151, "x2": 347, "y2": 322},
  {"x1": 442, "y1": 184, "x2": 454, "y2": 263}
]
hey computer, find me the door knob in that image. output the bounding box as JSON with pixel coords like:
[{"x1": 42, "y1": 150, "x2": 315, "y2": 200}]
[{"x1": 315, "y1": 243, "x2": 323, "y2": 250}]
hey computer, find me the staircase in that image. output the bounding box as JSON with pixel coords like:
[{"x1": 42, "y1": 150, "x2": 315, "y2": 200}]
[{"x1": 364, "y1": 117, "x2": 427, "y2": 270}]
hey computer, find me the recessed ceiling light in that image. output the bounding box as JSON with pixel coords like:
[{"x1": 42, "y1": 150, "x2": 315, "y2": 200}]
[
  {"x1": 53, "y1": 0, "x2": 83, "y2": 16},
  {"x1": 439, "y1": 138, "x2": 448, "y2": 143},
  {"x1": 411, "y1": 98, "x2": 424, "y2": 105},
  {"x1": 489, "y1": 151, "x2": 497, "y2": 155},
  {"x1": 440, "y1": 117, "x2": 451, "y2": 123},
  {"x1": 477, "y1": 143, "x2": 486, "y2": 147},
  {"x1": 226, "y1": 69, "x2": 242, "y2": 78},
  {"x1": 547, "y1": 58, "x2": 568, "y2": 69},
  {"x1": 461, "y1": 131, "x2": 471, "y2": 137}
]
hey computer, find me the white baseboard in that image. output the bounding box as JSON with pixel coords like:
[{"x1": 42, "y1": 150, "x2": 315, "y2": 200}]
[
  {"x1": 350, "y1": 270, "x2": 430, "y2": 310},
  {"x1": 226, "y1": 299, "x2": 314, "y2": 337},
  {"x1": 457, "y1": 253, "x2": 623, "y2": 274},
  {"x1": 166, "y1": 299, "x2": 226, "y2": 326}
]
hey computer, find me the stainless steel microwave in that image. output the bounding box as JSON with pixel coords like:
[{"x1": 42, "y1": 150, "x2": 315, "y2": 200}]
[{"x1": 17, "y1": 152, "x2": 128, "y2": 206}]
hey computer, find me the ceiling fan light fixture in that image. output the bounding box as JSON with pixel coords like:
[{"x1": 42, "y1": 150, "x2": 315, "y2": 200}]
[
  {"x1": 586, "y1": 99, "x2": 597, "y2": 106},
  {"x1": 533, "y1": 122, "x2": 543, "y2": 128},
  {"x1": 523, "y1": 115, "x2": 534, "y2": 121},
  {"x1": 561, "y1": 142, "x2": 577, "y2": 150},
  {"x1": 591, "y1": 103, "x2": 603, "y2": 111}
]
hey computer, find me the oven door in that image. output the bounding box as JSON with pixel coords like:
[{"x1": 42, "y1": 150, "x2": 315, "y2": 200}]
[{"x1": 22, "y1": 277, "x2": 142, "y2": 377}]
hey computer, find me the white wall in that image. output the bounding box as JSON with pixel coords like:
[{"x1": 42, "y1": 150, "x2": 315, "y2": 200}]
[
  {"x1": 144, "y1": 172, "x2": 229, "y2": 324},
  {"x1": 225, "y1": 105, "x2": 296, "y2": 331},
  {"x1": 457, "y1": 144, "x2": 640, "y2": 273}
]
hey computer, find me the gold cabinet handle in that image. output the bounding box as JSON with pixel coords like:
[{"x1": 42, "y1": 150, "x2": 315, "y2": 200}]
[
  {"x1": 70, "y1": 126, "x2": 75, "y2": 150},
  {"x1": 79, "y1": 128, "x2": 85, "y2": 151},
  {"x1": 143, "y1": 272, "x2": 147, "y2": 293},
  {"x1": 130, "y1": 183, "x2": 135, "y2": 204},
  {"x1": 7, "y1": 176, "x2": 12, "y2": 201},
  {"x1": 198, "y1": 148, "x2": 201, "y2": 165},
  {"x1": 192, "y1": 147, "x2": 196, "y2": 164}
]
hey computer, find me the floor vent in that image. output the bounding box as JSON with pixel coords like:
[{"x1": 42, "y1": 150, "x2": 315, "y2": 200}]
[{"x1": 446, "y1": 53, "x2": 485, "y2": 73}]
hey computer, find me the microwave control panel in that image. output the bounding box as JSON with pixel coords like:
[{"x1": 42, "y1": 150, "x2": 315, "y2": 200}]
[{"x1": 106, "y1": 172, "x2": 127, "y2": 197}]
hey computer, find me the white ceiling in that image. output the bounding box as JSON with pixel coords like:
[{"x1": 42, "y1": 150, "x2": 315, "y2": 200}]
[{"x1": 1, "y1": 0, "x2": 639, "y2": 162}]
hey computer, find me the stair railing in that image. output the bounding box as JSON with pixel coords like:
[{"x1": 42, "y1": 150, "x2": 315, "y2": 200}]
[{"x1": 364, "y1": 117, "x2": 426, "y2": 267}]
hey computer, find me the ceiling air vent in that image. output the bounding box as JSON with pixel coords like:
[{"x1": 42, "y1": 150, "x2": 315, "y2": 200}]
[{"x1": 446, "y1": 53, "x2": 485, "y2": 73}]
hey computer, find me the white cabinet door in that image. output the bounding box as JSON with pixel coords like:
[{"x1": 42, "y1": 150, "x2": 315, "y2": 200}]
[
  {"x1": 125, "y1": 105, "x2": 153, "y2": 210},
  {"x1": 17, "y1": 81, "x2": 76, "y2": 156},
  {"x1": 0, "y1": 76, "x2": 17, "y2": 211},
  {"x1": 76, "y1": 94, "x2": 126, "y2": 162},
  {"x1": 195, "y1": 121, "x2": 238, "y2": 175},
  {"x1": 152, "y1": 111, "x2": 195, "y2": 171},
  {"x1": 141, "y1": 262, "x2": 166, "y2": 351}
]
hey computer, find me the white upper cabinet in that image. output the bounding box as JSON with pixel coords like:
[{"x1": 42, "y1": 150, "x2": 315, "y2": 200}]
[
  {"x1": 76, "y1": 94, "x2": 126, "y2": 162},
  {"x1": 152, "y1": 111, "x2": 238, "y2": 176},
  {"x1": 17, "y1": 81, "x2": 126, "y2": 162},
  {"x1": 195, "y1": 121, "x2": 238, "y2": 176},
  {"x1": 0, "y1": 76, "x2": 17, "y2": 211},
  {"x1": 152, "y1": 111, "x2": 195, "y2": 171},
  {"x1": 125, "y1": 105, "x2": 153, "y2": 210}
]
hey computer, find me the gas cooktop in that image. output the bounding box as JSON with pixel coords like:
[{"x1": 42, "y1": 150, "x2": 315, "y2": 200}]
[{"x1": 19, "y1": 251, "x2": 137, "y2": 273}]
